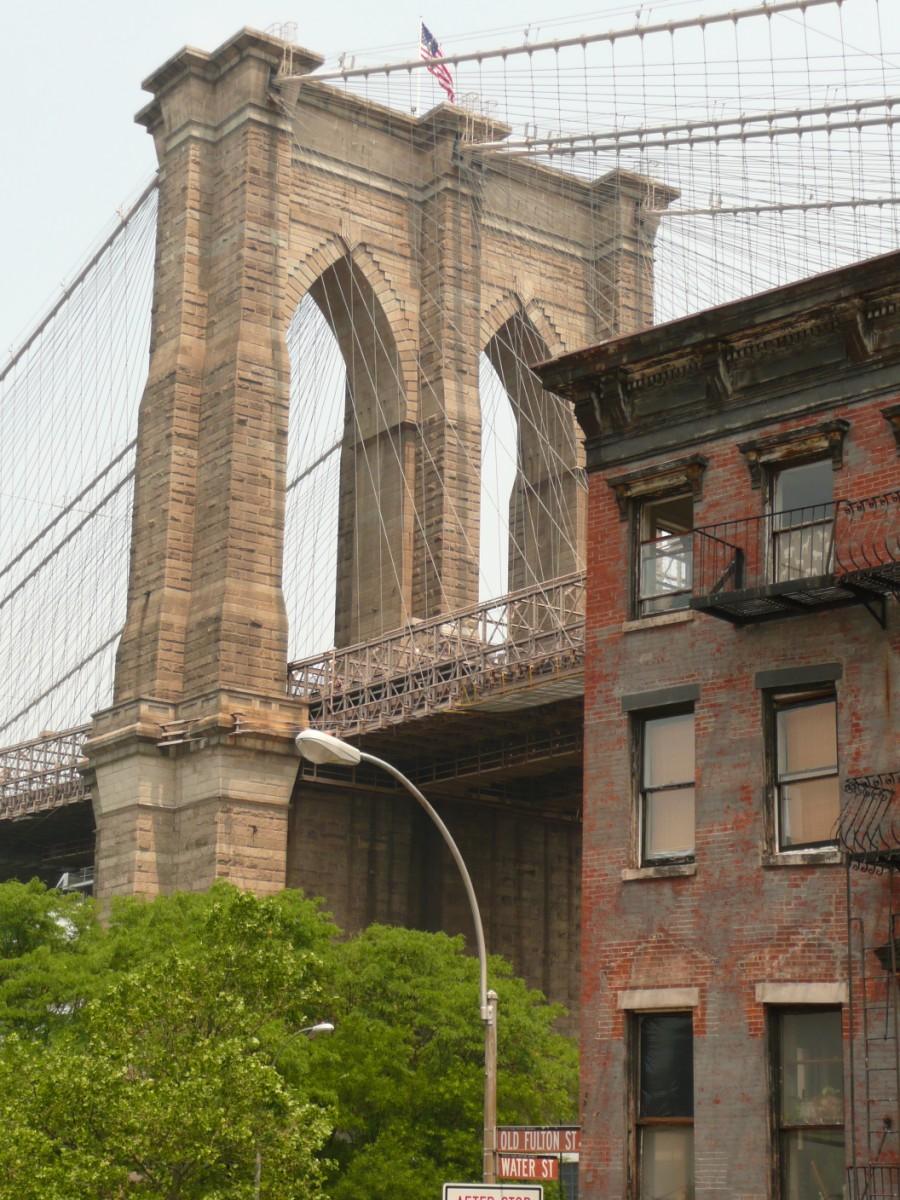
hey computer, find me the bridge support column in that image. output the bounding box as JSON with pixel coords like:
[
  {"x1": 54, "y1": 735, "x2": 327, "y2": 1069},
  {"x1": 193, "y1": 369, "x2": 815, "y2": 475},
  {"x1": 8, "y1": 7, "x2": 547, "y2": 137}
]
[
  {"x1": 414, "y1": 133, "x2": 486, "y2": 617},
  {"x1": 86, "y1": 31, "x2": 317, "y2": 899}
]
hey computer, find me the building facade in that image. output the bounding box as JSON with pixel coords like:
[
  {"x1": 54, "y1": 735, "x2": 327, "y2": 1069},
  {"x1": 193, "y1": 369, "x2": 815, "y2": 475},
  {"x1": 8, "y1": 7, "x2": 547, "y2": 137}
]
[{"x1": 537, "y1": 252, "x2": 900, "y2": 1199}]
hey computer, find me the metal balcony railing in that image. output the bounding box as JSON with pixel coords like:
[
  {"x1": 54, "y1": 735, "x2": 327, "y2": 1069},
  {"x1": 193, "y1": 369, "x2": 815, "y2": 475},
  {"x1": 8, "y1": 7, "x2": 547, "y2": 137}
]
[
  {"x1": 839, "y1": 772, "x2": 899, "y2": 866},
  {"x1": 691, "y1": 491, "x2": 900, "y2": 623},
  {"x1": 848, "y1": 1165, "x2": 900, "y2": 1198}
]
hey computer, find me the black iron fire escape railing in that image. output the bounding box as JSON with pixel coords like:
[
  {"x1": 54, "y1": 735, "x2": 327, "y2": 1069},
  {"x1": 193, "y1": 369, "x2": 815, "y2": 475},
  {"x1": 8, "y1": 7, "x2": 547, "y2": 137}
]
[
  {"x1": 841, "y1": 772, "x2": 900, "y2": 1199},
  {"x1": 840, "y1": 773, "x2": 900, "y2": 868},
  {"x1": 688, "y1": 490, "x2": 899, "y2": 624}
]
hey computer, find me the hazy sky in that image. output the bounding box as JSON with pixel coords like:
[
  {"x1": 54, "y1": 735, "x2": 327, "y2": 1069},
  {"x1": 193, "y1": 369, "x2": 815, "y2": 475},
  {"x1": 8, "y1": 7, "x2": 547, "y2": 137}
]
[{"x1": 0, "y1": 0, "x2": 680, "y2": 354}]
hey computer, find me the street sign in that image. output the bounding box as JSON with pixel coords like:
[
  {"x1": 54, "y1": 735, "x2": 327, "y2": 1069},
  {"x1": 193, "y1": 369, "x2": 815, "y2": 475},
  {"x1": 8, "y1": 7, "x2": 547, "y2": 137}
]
[
  {"x1": 443, "y1": 1187, "x2": 543, "y2": 1200},
  {"x1": 497, "y1": 1127, "x2": 581, "y2": 1155},
  {"x1": 499, "y1": 1155, "x2": 559, "y2": 1181}
]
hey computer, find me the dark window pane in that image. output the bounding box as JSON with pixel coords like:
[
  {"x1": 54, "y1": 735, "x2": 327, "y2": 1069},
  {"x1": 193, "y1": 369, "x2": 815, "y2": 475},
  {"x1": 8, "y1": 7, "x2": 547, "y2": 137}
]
[
  {"x1": 559, "y1": 1159, "x2": 579, "y2": 1200},
  {"x1": 774, "y1": 460, "x2": 834, "y2": 520},
  {"x1": 640, "y1": 1013, "x2": 694, "y2": 1118},
  {"x1": 779, "y1": 1010, "x2": 843, "y2": 1125},
  {"x1": 781, "y1": 1128, "x2": 844, "y2": 1200}
]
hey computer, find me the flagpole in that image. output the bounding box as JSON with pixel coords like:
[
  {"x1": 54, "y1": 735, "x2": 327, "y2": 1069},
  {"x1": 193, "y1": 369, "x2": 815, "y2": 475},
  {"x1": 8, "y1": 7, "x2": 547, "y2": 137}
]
[{"x1": 414, "y1": 18, "x2": 422, "y2": 116}]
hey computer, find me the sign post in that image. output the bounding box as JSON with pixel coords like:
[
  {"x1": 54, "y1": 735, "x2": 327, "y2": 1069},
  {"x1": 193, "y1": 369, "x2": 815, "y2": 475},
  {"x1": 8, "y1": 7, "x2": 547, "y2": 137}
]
[{"x1": 497, "y1": 1128, "x2": 581, "y2": 1156}]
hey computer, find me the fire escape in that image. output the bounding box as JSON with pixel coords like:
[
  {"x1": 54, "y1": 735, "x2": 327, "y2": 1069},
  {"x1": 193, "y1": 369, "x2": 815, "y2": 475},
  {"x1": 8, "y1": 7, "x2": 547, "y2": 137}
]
[
  {"x1": 690, "y1": 491, "x2": 900, "y2": 626},
  {"x1": 840, "y1": 772, "x2": 900, "y2": 1199}
]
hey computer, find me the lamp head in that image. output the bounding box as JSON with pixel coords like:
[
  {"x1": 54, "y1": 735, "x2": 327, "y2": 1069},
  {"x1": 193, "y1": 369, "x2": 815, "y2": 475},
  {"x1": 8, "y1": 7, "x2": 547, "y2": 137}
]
[{"x1": 295, "y1": 729, "x2": 362, "y2": 766}]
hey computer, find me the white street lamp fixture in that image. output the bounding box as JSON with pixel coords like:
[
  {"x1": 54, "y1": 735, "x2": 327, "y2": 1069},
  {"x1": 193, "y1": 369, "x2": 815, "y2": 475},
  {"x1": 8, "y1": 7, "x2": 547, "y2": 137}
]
[{"x1": 295, "y1": 728, "x2": 499, "y2": 1183}]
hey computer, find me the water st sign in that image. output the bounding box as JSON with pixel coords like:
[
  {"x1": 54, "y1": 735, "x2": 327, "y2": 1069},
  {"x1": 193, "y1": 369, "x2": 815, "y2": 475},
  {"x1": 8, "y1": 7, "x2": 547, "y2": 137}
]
[
  {"x1": 497, "y1": 1127, "x2": 581, "y2": 1155},
  {"x1": 499, "y1": 1155, "x2": 559, "y2": 1181},
  {"x1": 443, "y1": 1186, "x2": 543, "y2": 1200}
]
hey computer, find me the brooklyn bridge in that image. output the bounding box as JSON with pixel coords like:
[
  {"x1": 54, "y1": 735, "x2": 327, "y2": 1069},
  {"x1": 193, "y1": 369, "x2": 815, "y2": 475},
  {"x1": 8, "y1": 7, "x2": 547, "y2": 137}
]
[{"x1": 2, "y1": 0, "x2": 899, "y2": 1017}]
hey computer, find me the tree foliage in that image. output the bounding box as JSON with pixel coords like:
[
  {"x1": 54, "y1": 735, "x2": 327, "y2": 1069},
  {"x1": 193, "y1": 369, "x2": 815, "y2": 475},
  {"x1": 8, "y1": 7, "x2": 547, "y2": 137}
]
[{"x1": 0, "y1": 880, "x2": 577, "y2": 1199}]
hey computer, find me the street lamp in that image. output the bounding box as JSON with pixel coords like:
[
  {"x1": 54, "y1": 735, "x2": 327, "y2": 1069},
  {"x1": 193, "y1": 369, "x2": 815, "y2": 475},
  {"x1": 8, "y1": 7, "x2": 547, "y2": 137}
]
[
  {"x1": 295, "y1": 728, "x2": 499, "y2": 1183},
  {"x1": 255, "y1": 1018, "x2": 334, "y2": 1199}
]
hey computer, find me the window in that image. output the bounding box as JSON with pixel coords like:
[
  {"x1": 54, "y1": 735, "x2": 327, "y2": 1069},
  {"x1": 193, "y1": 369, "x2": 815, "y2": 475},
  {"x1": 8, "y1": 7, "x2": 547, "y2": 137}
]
[
  {"x1": 638, "y1": 494, "x2": 694, "y2": 615},
  {"x1": 639, "y1": 710, "x2": 695, "y2": 865},
  {"x1": 635, "y1": 1012, "x2": 694, "y2": 1199},
  {"x1": 771, "y1": 460, "x2": 834, "y2": 583},
  {"x1": 772, "y1": 1008, "x2": 844, "y2": 1200},
  {"x1": 772, "y1": 692, "x2": 839, "y2": 851}
]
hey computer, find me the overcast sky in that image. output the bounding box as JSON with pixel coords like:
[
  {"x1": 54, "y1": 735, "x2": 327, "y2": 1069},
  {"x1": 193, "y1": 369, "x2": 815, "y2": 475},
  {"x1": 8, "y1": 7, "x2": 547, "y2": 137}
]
[{"x1": 0, "y1": 0, "x2": 692, "y2": 355}]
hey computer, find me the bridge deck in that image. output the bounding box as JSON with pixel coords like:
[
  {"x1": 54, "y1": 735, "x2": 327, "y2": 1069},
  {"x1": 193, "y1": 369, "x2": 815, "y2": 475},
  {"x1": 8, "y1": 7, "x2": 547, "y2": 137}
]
[{"x1": 0, "y1": 573, "x2": 587, "y2": 820}]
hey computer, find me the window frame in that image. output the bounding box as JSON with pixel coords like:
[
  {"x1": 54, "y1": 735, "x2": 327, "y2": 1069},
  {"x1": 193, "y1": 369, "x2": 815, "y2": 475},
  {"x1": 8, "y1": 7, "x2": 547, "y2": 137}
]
[
  {"x1": 765, "y1": 456, "x2": 836, "y2": 585},
  {"x1": 765, "y1": 686, "x2": 840, "y2": 854},
  {"x1": 634, "y1": 704, "x2": 696, "y2": 868},
  {"x1": 629, "y1": 1010, "x2": 695, "y2": 1200},
  {"x1": 632, "y1": 489, "x2": 695, "y2": 619},
  {"x1": 767, "y1": 1006, "x2": 845, "y2": 1200}
]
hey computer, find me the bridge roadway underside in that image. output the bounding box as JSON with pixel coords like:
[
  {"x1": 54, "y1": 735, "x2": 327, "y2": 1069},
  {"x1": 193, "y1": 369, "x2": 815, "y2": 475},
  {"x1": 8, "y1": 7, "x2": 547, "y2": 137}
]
[
  {"x1": 1, "y1": 695, "x2": 583, "y2": 1023},
  {"x1": 290, "y1": 695, "x2": 583, "y2": 1023},
  {"x1": 0, "y1": 802, "x2": 95, "y2": 887}
]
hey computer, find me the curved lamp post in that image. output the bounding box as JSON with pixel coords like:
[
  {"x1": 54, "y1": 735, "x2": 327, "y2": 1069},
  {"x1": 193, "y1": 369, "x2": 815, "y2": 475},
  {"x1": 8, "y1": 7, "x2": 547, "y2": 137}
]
[{"x1": 295, "y1": 728, "x2": 499, "y2": 1183}]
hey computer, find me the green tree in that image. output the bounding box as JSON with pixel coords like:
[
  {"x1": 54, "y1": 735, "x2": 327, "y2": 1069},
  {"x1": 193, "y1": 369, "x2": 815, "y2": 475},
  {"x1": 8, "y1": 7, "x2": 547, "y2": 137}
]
[
  {"x1": 297, "y1": 925, "x2": 578, "y2": 1200},
  {"x1": 0, "y1": 882, "x2": 578, "y2": 1199},
  {"x1": 0, "y1": 885, "x2": 334, "y2": 1199}
]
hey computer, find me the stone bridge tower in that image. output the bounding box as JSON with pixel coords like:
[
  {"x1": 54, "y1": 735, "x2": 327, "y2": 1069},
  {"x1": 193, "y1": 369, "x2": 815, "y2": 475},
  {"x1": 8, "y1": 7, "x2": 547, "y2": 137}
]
[{"x1": 84, "y1": 30, "x2": 672, "y2": 934}]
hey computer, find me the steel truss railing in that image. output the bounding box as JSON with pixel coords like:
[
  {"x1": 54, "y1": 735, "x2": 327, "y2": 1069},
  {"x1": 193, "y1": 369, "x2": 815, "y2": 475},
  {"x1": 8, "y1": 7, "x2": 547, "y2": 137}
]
[
  {"x1": 0, "y1": 724, "x2": 91, "y2": 819},
  {"x1": 0, "y1": 574, "x2": 587, "y2": 818},
  {"x1": 288, "y1": 572, "x2": 586, "y2": 736}
]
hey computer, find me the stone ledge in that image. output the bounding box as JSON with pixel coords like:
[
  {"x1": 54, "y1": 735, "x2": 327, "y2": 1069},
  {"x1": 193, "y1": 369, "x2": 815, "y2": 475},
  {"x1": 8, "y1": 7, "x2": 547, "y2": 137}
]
[
  {"x1": 761, "y1": 848, "x2": 843, "y2": 867},
  {"x1": 755, "y1": 981, "x2": 848, "y2": 1005},
  {"x1": 621, "y1": 863, "x2": 697, "y2": 881},
  {"x1": 618, "y1": 986, "x2": 700, "y2": 1010},
  {"x1": 621, "y1": 609, "x2": 694, "y2": 633}
]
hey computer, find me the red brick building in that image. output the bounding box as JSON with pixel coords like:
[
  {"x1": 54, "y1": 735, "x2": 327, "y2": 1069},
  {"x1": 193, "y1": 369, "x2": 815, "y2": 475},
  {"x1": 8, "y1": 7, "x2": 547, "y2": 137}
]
[{"x1": 537, "y1": 252, "x2": 900, "y2": 1200}]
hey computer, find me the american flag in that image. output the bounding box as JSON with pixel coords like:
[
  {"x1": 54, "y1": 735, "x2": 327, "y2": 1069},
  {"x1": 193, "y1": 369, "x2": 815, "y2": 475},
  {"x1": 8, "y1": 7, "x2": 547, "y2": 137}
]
[{"x1": 420, "y1": 22, "x2": 455, "y2": 104}]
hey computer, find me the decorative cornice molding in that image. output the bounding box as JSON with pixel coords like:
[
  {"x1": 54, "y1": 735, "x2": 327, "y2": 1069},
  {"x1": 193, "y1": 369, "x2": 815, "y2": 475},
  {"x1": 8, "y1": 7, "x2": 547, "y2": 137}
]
[
  {"x1": 737, "y1": 418, "x2": 850, "y2": 488},
  {"x1": 607, "y1": 453, "x2": 708, "y2": 519}
]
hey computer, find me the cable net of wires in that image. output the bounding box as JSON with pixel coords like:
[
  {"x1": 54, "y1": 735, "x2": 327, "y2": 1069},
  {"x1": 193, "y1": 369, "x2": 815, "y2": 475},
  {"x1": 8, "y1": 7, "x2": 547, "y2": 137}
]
[
  {"x1": 306, "y1": 0, "x2": 900, "y2": 321},
  {"x1": 0, "y1": 180, "x2": 157, "y2": 745}
]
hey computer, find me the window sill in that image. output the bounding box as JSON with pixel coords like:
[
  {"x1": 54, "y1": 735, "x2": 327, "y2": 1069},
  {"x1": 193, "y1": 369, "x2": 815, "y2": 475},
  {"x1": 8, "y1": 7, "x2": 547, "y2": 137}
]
[
  {"x1": 622, "y1": 610, "x2": 695, "y2": 633},
  {"x1": 761, "y1": 848, "x2": 844, "y2": 868},
  {"x1": 622, "y1": 863, "x2": 697, "y2": 881}
]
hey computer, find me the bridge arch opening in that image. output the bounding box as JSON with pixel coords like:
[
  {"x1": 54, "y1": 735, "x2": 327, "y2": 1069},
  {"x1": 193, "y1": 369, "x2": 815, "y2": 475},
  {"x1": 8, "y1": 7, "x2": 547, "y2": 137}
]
[
  {"x1": 284, "y1": 252, "x2": 412, "y2": 657},
  {"x1": 480, "y1": 310, "x2": 585, "y2": 606}
]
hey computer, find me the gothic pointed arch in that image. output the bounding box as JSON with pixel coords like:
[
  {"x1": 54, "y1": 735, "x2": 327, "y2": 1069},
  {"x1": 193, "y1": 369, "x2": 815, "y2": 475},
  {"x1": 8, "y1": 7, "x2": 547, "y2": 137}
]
[
  {"x1": 480, "y1": 297, "x2": 585, "y2": 594},
  {"x1": 284, "y1": 240, "x2": 417, "y2": 648}
]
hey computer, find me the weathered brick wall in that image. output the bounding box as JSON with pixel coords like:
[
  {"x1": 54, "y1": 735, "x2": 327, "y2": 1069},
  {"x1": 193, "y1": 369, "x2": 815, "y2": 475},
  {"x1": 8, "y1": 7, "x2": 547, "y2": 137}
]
[{"x1": 579, "y1": 393, "x2": 900, "y2": 1197}]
